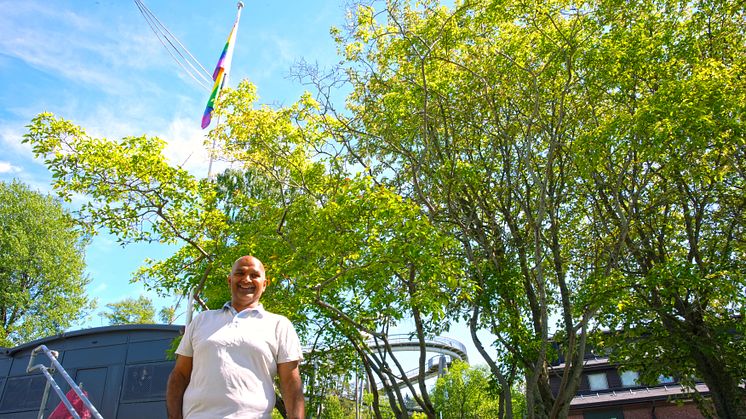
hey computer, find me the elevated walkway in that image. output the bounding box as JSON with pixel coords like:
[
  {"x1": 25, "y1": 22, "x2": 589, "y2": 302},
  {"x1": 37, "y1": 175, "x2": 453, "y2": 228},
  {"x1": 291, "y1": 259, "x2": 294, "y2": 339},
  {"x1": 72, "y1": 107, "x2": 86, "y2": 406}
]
[
  {"x1": 363, "y1": 334, "x2": 469, "y2": 390},
  {"x1": 365, "y1": 334, "x2": 468, "y2": 364},
  {"x1": 393, "y1": 354, "x2": 454, "y2": 388}
]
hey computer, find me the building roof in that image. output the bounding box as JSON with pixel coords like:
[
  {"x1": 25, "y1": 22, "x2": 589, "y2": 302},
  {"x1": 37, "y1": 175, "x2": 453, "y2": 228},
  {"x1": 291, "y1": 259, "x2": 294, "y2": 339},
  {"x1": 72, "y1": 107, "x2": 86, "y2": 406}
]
[
  {"x1": 1, "y1": 324, "x2": 183, "y2": 356},
  {"x1": 571, "y1": 383, "x2": 711, "y2": 409}
]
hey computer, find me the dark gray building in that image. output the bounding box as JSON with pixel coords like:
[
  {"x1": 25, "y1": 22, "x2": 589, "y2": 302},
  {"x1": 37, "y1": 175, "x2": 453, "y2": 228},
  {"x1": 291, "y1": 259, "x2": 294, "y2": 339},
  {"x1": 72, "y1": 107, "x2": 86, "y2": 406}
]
[{"x1": 0, "y1": 324, "x2": 182, "y2": 419}]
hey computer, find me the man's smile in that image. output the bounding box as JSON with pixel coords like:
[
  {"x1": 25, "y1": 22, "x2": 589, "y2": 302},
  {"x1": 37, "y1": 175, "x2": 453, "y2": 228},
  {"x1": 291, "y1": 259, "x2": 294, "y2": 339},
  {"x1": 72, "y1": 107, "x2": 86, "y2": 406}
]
[{"x1": 238, "y1": 283, "x2": 256, "y2": 293}]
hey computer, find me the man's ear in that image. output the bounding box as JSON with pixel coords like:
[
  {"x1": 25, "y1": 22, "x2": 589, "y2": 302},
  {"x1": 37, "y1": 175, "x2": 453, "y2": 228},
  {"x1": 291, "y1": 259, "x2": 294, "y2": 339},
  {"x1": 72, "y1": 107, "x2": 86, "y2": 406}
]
[{"x1": 264, "y1": 277, "x2": 271, "y2": 288}]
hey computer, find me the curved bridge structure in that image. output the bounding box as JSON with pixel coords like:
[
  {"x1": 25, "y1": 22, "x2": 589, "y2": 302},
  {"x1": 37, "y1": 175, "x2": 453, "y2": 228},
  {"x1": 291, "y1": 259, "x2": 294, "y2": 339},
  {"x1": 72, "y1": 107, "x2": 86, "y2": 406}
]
[
  {"x1": 365, "y1": 335, "x2": 469, "y2": 364},
  {"x1": 363, "y1": 334, "x2": 469, "y2": 389}
]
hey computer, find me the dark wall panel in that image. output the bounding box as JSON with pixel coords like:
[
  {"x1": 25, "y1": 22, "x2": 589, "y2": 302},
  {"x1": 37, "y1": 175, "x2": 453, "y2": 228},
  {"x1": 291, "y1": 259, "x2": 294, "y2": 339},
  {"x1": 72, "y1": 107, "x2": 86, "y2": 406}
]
[
  {"x1": 121, "y1": 362, "x2": 173, "y2": 403},
  {"x1": 607, "y1": 370, "x2": 622, "y2": 389},
  {"x1": 0, "y1": 411, "x2": 38, "y2": 419},
  {"x1": 75, "y1": 367, "x2": 108, "y2": 415},
  {"x1": 63, "y1": 345, "x2": 127, "y2": 369},
  {"x1": 129, "y1": 329, "x2": 181, "y2": 343},
  {"x1": 0, "y1": 375, "x2": 47, "y2": 414},
  {"x1": 9, "y1": 355, "x2": 33, "y2": 376},
  {"x1": 62, "y1": 332, "x2": 129, "y2": 351},
  {"x1": 0, "y1": 359, "x2": 10, "y2": 377},
  {"x1": 127, "y1": 339, "x2": 174, "y2": 364}
]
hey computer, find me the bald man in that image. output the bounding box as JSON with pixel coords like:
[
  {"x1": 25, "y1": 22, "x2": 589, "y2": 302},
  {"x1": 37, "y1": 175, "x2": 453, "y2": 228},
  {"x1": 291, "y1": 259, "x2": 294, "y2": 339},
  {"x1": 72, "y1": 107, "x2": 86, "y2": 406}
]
[{"x1": 167, "y1": 256, "x2": 305, "y2": 419}]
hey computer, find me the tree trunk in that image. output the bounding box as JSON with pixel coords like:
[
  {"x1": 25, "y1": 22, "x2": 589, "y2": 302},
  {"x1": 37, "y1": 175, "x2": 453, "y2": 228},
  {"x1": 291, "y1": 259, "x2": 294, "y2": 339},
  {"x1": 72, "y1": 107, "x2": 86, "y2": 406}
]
[{"x1": 691, "y1": 348, "x2": 746, "y2": 419}]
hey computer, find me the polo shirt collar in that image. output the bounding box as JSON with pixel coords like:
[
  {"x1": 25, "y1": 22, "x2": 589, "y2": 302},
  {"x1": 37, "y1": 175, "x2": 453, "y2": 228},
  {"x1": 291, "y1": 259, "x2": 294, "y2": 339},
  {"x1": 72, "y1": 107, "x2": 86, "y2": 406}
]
[{"x1": 222, "y1": 301, "x2": 265, "y2": 317}]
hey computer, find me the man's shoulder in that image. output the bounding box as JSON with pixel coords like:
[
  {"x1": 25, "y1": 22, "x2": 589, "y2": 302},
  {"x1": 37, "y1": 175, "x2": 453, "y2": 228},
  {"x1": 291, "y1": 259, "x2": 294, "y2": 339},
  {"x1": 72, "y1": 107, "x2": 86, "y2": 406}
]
[
  {"x1": 261, "y1": 309, "x2": 296, "y2": 327},
  {"x1": 192, "y1": 308, "x2": 229, "y2": 322},
  {"x1": 262, "y1": 308, "x2": 290, "y2": 320},
  {"x1": 199, "y1": 307, "x2": 227, "y2": 315}
]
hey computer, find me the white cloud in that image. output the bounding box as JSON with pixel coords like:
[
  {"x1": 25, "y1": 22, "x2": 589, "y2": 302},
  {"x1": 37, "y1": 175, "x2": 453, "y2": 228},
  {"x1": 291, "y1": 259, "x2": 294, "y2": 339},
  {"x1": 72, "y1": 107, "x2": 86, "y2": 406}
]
[
  {"x1": 0, "y1": 17, "x2": 112, "y2": 92},
  {"x1": 90, "y1": 283, "x2": 108, "y2": 296},
  {"x1": 0, "y1": 1, "x2": 174, "y2": 96},
  {"x1": 159, "y1": 116, "x2": 231, "y2": 177},
  {"x1": 0, "y1": 161, "x2": 21, "y2": 174},
  {"x1": 0, "y1": 125, "x2": 56, "y2": 192},
  {"x1": 247, "y1": 33, "x2": 298, "y2": 82},
  {"x1": 0, "y1": 125, "x2": 33, "y2": 158}
]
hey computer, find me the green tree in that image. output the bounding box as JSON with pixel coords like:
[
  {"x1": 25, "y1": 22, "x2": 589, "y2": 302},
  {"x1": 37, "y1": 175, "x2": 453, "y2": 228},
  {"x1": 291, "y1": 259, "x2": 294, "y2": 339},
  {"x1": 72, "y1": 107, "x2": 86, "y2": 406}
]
[
  {"x1": 318, "y1": 394, "x2": 350, "y2": 419},
  {"x1": 304, "y1": 1, "x2": 745, "y2": 417},
  {"x1": 23, "y1": 112, "x2": 228, "y2": 298},
  {"x1": 159, "y1": 305, "x2": 177, "y2": 324},
  {"x1": 101, "y1": 295, "x2": 156, "y2": 325},
  {"x1": 432, "y1": 361, "x2": 508, "y2": 419},
  {"x1": 0, "y1": 180, "x2": 94, "y2": 346},
  {"x1": 315, "y1": 1, "x2": 600, "y2": 416},
  {"x1": 211, "y1": 89, "x2": 470, "y2": 417},
  {"x1": 576, "y1": 1, "x2": 746, "y2": 417}
]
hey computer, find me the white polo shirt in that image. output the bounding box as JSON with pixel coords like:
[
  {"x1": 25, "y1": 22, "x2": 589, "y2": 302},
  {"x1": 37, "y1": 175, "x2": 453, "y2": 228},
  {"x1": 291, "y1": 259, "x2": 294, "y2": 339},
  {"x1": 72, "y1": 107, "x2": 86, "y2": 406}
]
[{"x1": 176, "y1": 303, "x2": 304, "y2": 419}]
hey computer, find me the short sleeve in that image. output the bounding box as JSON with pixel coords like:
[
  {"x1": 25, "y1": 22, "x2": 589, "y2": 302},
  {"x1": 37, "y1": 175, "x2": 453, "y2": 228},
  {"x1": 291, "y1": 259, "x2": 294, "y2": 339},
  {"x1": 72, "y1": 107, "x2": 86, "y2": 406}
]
[
  {"x1": 276, "y1": 317, "x2": 304, "y2": 364},
  {"x1": 175, "y1": 313, "x2": 198, "y2": 357}
]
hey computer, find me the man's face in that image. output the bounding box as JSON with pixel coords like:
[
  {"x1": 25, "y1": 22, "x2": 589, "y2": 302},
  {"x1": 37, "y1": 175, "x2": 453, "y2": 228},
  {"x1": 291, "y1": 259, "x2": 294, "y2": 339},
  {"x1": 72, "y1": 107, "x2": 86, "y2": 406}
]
[{"x1": 228, "y1": 256, "x2": 268, "y2": 310}]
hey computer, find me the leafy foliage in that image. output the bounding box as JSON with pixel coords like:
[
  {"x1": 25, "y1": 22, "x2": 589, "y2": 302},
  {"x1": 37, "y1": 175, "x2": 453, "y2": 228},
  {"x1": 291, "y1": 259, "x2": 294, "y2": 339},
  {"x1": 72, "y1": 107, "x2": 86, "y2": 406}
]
[
  {"x1": 432, "y1": 361, "x2": 504, "y2": 419},
  {"x1": 324, "y1": 1, "x2": 601, "y2": 416},
  {"x1": 211, "y1": 81, "x2": 472, "y2": 416},
  {"x1": 159, "y1": 305, "x2": 177, "y2": 324},
  {"x1": 576, "y1": 1, "x2": 746, "y2": 416},
  {"x1": 0, "y1": 180, "x2": 94, "y2": 346},
  {"x1": 320, "y1": 0, "x2": 745, "y2": 417},
  {"x1": 23, "y1": 112, "x2": 228, "y2": 296},
  {"x1": 101, "y1": 295, "x2": 156, "y2": 325}
]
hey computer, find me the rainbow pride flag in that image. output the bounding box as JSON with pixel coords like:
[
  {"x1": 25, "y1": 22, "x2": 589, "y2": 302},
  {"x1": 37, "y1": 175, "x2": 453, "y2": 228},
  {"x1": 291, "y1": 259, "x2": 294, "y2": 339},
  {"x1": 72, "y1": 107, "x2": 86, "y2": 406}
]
[{"x1": 202, "y1": 22, "x2": 239, "y2": 129}]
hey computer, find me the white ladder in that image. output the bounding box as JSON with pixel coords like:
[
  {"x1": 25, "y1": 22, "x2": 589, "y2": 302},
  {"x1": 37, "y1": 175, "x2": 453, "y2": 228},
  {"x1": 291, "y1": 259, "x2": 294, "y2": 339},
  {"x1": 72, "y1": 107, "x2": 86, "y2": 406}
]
[{"x1": 26, "y1": 344, "x2": 104, "y2": 419}]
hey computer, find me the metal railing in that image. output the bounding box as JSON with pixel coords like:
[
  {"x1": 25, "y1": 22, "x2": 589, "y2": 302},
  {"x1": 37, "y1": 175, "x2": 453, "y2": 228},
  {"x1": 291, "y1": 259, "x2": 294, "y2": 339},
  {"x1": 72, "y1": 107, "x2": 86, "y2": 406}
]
[
  {"x1": 365, "y1": 334, "x2": 468, "y2": 362},
  {"x1": 26, "y1": 345, "x2": 104, "y2": 419}
]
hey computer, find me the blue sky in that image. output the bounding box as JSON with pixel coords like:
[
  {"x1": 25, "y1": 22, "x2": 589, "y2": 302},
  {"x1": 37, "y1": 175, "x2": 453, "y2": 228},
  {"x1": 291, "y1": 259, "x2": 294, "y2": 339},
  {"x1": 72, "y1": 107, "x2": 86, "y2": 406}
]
[{"x1": 0, "y1": 0, "x2": 494, "y2": 364}]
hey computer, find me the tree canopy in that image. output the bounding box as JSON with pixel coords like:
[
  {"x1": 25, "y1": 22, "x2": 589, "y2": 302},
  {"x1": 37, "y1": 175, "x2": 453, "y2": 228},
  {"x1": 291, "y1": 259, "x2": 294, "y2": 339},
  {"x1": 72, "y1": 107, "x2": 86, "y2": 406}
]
[
  {"x1": 431, "y1": 361, "x2": 506, "y2": 419},
  {"x1": 0, "y1": 180, "x2": 94, "y2": 347},
  {"x1": 577, "y1": 1, "x2": 746, "y2": 415},
  {"x1": 101, "y1": 295, "x2": 157, "y2": 325}
]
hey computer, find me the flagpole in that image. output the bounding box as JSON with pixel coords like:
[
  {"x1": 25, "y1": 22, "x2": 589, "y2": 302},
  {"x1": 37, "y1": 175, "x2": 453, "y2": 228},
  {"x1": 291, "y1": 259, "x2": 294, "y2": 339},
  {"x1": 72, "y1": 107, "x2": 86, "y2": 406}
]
[
  {"x1": 222, "y1": 1, "x2": 244, "y2": 98},
  {"x1": 187, "y1": 1, "x2": 244, "y2": 327},
  {"x1": 206, "y1": 1, "x2": 243, "y2": 179}
]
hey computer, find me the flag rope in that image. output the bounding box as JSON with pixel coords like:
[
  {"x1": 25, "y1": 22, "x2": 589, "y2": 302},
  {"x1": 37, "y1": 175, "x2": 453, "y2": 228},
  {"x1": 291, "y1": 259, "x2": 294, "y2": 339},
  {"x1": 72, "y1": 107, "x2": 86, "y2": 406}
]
[{"x1": 134, "y1": 0, "x2": 213, "y2": 90}]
